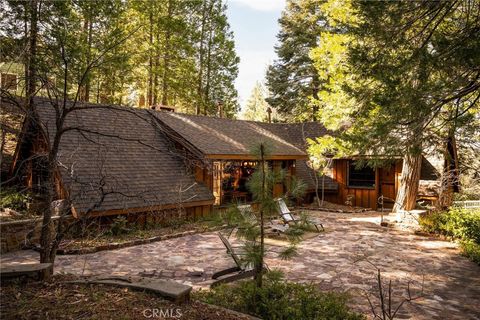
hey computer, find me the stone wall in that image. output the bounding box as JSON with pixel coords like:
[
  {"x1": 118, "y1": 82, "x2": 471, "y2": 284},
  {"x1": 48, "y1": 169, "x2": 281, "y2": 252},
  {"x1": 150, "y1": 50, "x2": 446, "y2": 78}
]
[
  {"x1": 0, "y1": 217, "x2": 59, "y2": 254},
  {"x1": 0, "y1": 218, "x2": 41, "y2": 253}
]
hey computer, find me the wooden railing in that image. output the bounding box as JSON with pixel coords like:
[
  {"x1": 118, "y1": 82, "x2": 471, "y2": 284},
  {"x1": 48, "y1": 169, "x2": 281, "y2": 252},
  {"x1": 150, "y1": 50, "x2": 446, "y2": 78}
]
[{"x1": 453, "y1": 200, "x2": 480, "y2": 209}]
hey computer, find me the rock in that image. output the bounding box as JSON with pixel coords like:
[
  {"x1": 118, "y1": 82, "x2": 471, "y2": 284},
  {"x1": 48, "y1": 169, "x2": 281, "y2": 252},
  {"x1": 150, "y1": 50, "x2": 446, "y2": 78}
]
[
  {"x1": 70, "y1": 276, "x2": 192, "y2": 303},
  {"x1": 186, "y1": 267, "x2": 204, "y2": 277},
  {"x1": 139, "y1": 269, "x2": 157, "y2": 277}
]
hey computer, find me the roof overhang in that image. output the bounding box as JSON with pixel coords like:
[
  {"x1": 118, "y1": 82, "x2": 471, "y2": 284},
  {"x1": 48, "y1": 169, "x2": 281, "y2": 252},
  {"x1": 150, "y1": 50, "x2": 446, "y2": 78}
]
[
  {"x1": 205, "y1": 154, "x2": 308, "y2": 160},
  {"x1": 72, "y1": 199, "x2": 214, "y2": 218}
]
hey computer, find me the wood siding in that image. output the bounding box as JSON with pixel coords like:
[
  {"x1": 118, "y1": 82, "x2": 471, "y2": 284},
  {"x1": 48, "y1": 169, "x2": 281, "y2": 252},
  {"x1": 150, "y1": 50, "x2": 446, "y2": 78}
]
[{"x1": 324, "y1": 159, "x2": 403, "y2": 210}]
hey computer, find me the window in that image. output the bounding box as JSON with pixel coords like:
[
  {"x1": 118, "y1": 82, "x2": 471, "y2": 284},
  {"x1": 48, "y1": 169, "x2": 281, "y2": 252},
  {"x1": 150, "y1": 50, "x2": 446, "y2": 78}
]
[
  {"x1": 348, "y1": 161, "x2": 376, "y2": 188},
  {"x1": 1, "y1": 73, "x2": 17, "y2": 91}
]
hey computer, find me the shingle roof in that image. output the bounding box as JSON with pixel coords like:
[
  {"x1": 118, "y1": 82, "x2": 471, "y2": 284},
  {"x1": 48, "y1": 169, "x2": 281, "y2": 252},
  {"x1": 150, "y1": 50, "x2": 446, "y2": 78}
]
[
  {"x1": 154, "y1": 112, "x2": 328, "y2": 158},
  {"x1": 295, "y1": 160, "x2": 339, "y2": 191},
  {"x1": 29, "y1": 98, "x2": 214, "y2": 214},
  {"x1": 420, "y1": 156, "x2": 440, "y2": 181}
]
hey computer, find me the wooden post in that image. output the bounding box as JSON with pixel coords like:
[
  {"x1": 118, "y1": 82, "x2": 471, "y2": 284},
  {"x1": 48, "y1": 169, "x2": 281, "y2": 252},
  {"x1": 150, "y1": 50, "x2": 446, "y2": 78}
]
[{"x1": 375, "y1": 167, "x2": 380, "y2": 210}]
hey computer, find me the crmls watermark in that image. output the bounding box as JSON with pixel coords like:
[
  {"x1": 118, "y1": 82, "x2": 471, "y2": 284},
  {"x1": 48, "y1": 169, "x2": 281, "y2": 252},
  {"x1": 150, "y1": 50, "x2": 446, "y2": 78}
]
[{"x1": 142, "y1": 308, "x2": 183, "y2": 318}]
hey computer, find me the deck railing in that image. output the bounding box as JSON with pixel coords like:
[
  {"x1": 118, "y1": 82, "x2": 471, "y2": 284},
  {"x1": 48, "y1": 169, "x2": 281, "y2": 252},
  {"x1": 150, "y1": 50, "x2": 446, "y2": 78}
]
[{"x1": 453, "y1": 200, "x2": 480, "y2": 209}]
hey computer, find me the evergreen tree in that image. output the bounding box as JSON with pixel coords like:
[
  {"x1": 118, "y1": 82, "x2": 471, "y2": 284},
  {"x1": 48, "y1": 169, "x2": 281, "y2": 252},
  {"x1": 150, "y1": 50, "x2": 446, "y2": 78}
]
[
  {"x1": 241, "y1": 82, "x2": 277, "y2": 122},
  {"x1": 310, "y1": 0, "x2": 480, "y2": 211},
  {"x1": 1, "y1": 0, "x2": 240, "y2": 114},
  {"x1": 195, "y1": 0, "x2": 239, "y2": 117},
  {"x1": 266, "y1": 0, "x2": 326, "y2": 121}
]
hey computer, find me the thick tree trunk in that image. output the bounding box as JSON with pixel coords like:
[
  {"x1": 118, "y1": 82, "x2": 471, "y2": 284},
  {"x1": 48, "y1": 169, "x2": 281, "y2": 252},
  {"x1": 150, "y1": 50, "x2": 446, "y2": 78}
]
[
  {"x1": 437, "y1": 133, "x2": 459, "y2": 210},
  {"x1": 393, "y1": 153, "x2": 423, "y2": 212}
]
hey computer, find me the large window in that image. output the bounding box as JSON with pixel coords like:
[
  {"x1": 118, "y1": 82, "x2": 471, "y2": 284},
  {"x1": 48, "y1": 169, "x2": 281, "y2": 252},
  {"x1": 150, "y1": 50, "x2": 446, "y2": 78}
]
[
  {"x1": 348, "y1": 161, "x2": 375, "y2": 188},
  {"x1": 215, "y1": 161, "x2": 257, "y2": 205}
]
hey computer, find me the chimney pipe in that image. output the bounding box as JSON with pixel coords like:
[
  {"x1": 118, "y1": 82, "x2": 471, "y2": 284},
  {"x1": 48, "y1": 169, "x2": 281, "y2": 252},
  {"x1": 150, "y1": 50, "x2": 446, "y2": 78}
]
[
  {"x1": 217, "y1": 100, "x2": 224, "y2": 118},
  {"x1": 266, "y1": 107, "x2": 272, "y2": 123}
]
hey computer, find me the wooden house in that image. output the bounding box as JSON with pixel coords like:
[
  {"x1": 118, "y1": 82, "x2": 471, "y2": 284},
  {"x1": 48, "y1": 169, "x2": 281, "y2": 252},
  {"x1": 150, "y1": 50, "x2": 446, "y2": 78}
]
[{"x1": 4, "y1": 97, "x2": 440, "y2": 219}]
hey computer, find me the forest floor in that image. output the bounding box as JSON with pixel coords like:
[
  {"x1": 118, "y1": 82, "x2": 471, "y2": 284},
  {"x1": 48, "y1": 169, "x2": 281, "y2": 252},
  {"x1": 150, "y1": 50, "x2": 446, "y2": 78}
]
[
  {"x1": 0, "y1": 274, "x2": 252, "y2": 320},
  {"x1": 57, "y1": 220, "x2": 217, "y2": 252},
  {"x1": 2, "y1": 210, "x2": 479, "y2": 319}
]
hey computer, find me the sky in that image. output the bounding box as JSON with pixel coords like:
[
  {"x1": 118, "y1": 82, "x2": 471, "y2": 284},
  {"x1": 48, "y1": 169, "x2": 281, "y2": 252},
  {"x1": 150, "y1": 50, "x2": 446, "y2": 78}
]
[{"x1": 226, "y1": 0, "x2": 286, "y2": 111}]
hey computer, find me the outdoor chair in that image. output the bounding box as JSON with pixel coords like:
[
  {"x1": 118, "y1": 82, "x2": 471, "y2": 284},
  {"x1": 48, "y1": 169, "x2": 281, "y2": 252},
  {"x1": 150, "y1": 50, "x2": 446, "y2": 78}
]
[
  {"x1": 211, "y1": 232, "x2": 257, "y2": 287},
  {"x1": 275, "y1": 198, "x2": 324, "y2": 232},
  {"x1": 237, "y1": 204, "x2": 289, "y2": 234}
]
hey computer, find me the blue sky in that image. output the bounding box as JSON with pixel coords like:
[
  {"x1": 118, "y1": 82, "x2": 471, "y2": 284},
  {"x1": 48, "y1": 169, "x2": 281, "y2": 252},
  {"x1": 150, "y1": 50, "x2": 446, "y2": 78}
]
[{"x1": 226, "y1": 0, "x2": 286, "y2": 111}]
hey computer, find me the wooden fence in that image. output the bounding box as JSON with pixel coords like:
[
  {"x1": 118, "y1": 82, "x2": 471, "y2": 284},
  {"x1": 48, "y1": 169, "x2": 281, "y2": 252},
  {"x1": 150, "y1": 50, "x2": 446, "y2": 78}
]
[{"x1": 453, "y1": 200, "x2": 480, "y2": 209}]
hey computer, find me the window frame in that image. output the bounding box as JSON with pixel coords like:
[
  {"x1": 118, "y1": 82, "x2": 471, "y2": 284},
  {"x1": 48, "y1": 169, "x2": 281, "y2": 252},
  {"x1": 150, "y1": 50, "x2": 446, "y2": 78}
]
[{"x1": 347, "y1": 160, "x2": 376, "y2": 189}]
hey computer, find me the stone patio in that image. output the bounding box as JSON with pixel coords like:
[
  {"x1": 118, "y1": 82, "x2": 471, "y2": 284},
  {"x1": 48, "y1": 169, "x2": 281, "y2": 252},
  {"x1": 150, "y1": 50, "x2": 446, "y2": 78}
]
[{"x1": 1, "y1": 211, "x2": 479, "y2": 319}]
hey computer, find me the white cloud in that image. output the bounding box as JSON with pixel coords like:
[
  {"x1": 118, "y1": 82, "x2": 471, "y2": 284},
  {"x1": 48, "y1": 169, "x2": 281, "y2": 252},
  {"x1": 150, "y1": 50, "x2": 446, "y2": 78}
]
[{"x1": 229, "y1": 0, "x2": 286, "y2": 12}]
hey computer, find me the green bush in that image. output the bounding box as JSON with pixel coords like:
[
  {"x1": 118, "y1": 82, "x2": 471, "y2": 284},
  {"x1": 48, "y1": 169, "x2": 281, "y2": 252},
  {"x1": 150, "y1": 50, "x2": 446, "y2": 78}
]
[
  {"x1": 107, "y1": 216, "x2": 130, "y2": 236},
  {"x1": 419, "y1": 207, "x2": 480, "y2": 264},
  {"x1": 461, "y1": 240, "x2": 480, "y2": 265},
  {"x1": 0, "y1": 188, "x2": 31, "y2": 212},
  {"x1": 196, "y1": 271, "x2": 364, "y2": 320}
]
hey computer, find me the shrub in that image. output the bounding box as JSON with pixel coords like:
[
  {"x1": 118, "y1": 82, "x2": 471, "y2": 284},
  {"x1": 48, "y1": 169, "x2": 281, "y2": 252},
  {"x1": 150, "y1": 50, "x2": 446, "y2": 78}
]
[
  {"x1": 107, "y1": 216, "x2": 130, "y2": 236},
  {"x1": 461, "y1": 240, "x2": 480, "y2": 265},
  {"x1": 419, "y1": 207, "x2": 480, "y2": 264},
  {"x1": 196, "y1": 271, "x2": 364, "y2": 320},
  {"x1": 0, "y1": 188, "x2": 31, "y2": 212}
]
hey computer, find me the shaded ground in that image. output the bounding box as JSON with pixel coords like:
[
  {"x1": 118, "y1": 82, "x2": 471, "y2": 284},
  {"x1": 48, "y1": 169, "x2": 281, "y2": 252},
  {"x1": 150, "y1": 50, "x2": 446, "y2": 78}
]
[
  {"x1": 0, "y1": 275, "x2": 251, "y2": 320},
  {"x1": 2, "y1": 211, "x2": 479, "y2": 319}
]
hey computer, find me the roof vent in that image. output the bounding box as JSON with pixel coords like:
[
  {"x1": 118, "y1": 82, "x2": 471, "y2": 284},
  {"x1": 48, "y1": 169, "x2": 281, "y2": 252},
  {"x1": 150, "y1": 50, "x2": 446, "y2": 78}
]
[{"x1": 151, "y1": 105, "x2": 175, "y2": 112}]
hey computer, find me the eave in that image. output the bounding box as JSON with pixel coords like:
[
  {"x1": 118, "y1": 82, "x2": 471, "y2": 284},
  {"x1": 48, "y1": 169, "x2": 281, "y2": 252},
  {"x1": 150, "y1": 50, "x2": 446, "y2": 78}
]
[
  {"x1": 204, "y1": 154, "x2": 308, "y2": 160},
  {"x1": 72, "y1": 199, "x2": 215, "y2": 218}
]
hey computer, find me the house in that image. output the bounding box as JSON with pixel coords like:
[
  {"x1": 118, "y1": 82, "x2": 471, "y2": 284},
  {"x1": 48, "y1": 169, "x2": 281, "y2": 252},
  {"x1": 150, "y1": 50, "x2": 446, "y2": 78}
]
[{"x1": 3, "y1": 96, "x2": 440, "y2": 220}]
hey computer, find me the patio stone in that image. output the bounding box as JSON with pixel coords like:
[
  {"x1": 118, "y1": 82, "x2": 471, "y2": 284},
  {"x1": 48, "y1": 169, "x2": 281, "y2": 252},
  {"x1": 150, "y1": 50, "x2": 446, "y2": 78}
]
[{"x1": 1, "y1": 211, "x2": 479, "y2": 319}]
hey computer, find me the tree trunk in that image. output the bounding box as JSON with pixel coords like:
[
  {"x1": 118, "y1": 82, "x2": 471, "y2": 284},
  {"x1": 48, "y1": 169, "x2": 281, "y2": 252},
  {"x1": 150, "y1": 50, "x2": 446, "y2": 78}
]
[
  {"x1": 203, "y1": 24, "x2": 213, "y2": 115},
  {"x1": 80, "y1": 14, "x2": 92, "y2": 102},
  {"x1": 393, "y1": 153, "x2": 423, "y2": 212},
  {"x1": 161, "y1": 0, "x2": 173, "y2": 106},
  {"x1": 27, "y1": 0, "x2": 38, "y2": 110},
  {"x1": 196, "y1": 0, "x2": 209, "y2": 115},
  {"x1": 314, "y1": 170, "x2": 321, "y2": 208},
  {"x1": 85, "y1": 18, "x2": 92, "y2": 102},
  {"x1": 437, "y1": 132, "x2": 459, "y2": 210},
  {"x1": 311, "y1": 73, "x2": 320, "y2": 121},
  {"x1": 39, "y1": 131, "x2": 62, "y2": 278},
  {"x1": 153, "y1": 32, "x2": 160, "y2": 105},
  {"x1": 321, "y1": 172, "x2": 325, "y2": 207},
  {"x1": 255, "y1": 144, "x2": 266, "y2": 288},
  {"x1": 147, "y1": 6, "x2": 154, "y2": 107}
]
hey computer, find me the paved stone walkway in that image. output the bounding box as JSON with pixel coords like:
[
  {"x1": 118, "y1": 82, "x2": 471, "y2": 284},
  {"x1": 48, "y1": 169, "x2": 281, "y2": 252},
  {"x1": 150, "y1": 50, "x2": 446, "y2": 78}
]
[{"x1": 2, "y1": 211, "x2": 479, "y2": 319}]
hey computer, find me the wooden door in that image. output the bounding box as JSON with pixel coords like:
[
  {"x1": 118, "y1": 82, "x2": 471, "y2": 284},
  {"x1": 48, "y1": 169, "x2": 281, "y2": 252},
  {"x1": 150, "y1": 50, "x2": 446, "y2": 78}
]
[{"x1": 379, "y1": 166, "x2": 396, "y2": 207}]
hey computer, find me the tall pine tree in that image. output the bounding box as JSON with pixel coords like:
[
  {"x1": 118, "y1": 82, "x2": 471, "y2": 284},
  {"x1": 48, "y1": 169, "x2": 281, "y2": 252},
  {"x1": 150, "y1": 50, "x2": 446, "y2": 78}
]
[{"x1": 266, "y1": 0, "x2": 325, "y2": 121}]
